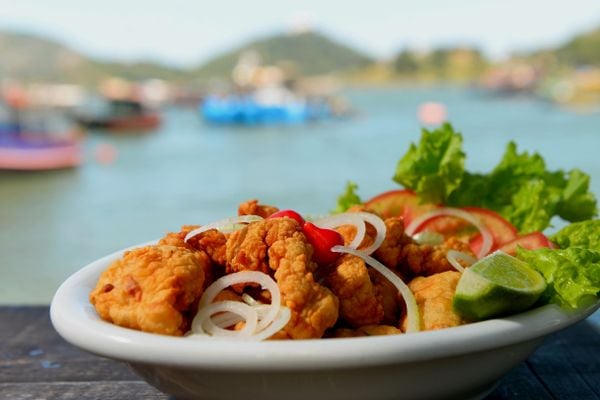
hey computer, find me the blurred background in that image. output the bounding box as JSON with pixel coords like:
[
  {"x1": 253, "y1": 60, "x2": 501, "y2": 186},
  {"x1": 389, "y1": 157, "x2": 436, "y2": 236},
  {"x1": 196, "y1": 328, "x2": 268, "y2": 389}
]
[{"x1": 1, "y1": 0, "x2": 599, "y2": 304}]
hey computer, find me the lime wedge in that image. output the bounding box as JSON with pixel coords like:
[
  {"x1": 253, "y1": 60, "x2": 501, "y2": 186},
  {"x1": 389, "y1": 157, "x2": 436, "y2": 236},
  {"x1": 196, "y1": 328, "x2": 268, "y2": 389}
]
[{"x1": 452, "y1": 251, "x2": 547, "y2": 320}]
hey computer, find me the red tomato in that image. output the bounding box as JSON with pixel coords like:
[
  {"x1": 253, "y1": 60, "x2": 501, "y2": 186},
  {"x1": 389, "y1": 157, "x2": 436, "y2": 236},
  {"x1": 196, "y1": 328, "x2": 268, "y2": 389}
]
[
  {"x1": 364, "y1": 189, "x2": 437, "y2": 225},
  {"x1": 267, "y1": 209, "x2": 305, "y2": 225},
  {"x1": 461, "y1": 207, "x2": 518, "y2": 247},
  {"x1": 498, "y1": 232, "x2": 554, "y2": 256},
  {"x1": 302, "y1": 222, "x2": 344, "y2": 265}
]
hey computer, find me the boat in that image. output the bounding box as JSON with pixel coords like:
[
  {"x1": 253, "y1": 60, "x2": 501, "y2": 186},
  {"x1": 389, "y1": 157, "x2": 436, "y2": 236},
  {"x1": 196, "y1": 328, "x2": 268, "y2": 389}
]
[
  {"x1": 199, "y1": 51, "x2": 348, "y2": 126},
  {"x1": 201, "y1": 91, "x2": 331, "y2": 125},
  {"x1": 0, "y1": 105, "x2": 82, "y2": 171},
  {"x1": 76, "y1": 99, "x2": 161, "y2": 132},
  {"x1": 0, "y1": 133, "x2": 82, "y2": 171}
]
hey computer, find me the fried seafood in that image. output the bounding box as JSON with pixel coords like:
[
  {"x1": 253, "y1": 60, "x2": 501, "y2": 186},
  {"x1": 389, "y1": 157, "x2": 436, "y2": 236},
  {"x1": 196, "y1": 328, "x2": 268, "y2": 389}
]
[
  {"x1": 90, "y1": 199, "x2": 481, "y2": 340},
  {"x1": 159, "y1": 225, "x2": 224, "y2": 284},
  {"x1": 238, "y1": 199, "x2": 279, "y2": 218},
  {"x1": 89, "y1": 245, "x2": 207, "y2": 336},
  {"x1": 401, "y1": 237, "x2": 474, "y2": 278},
  {"x1": 401, "y1": 271, "x2": 464, "y2": 331},
  {"x1": 325, "y1": 254, "x2": 384, "y2": 327},
  {"x1": 225, "y1": 218, "x2": 306, "y2": 275}
]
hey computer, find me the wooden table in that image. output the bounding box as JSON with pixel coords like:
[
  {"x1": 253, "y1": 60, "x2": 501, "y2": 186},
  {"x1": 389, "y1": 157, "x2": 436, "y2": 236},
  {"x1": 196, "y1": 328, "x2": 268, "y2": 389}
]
[{"x1": 1, "y1": 306, "x2": 599, "y2": 399}]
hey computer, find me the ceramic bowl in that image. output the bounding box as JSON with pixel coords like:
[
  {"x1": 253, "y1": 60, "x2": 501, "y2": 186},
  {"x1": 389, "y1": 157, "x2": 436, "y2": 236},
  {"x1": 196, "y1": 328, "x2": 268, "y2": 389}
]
[{"x1": 51, "y1": 244, "x2": 600, "y2": 400}]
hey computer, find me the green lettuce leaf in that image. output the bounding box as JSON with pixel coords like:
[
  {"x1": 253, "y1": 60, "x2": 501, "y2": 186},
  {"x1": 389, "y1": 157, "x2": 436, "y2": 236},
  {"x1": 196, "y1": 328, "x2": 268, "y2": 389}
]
[
  {"x1": 393, "y1": 123, "x2": 465, "y2": 204},
  {"x1": 517, "y1": 247, "x2": 600, "y2": 309},
  {"x1": 551, "y1": 219, "x2": 600, "y2": 251},
  {"x1": 333, "y1": 181, "x2": 362, "y2": 213},
  {"x1": 556, "y1": 169, "x2": 598, "y2": 221},
  {"x1": 447, "y1": 141, "x2": 597, "y2": 233}
]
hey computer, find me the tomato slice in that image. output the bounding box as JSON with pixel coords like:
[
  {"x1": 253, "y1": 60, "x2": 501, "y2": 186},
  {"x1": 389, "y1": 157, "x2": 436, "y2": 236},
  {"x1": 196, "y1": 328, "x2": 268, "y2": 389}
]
[
  {"x1": 498, "y1": 232, "x2": 554, "y2": 256},
  {"x1": 364, "y1": 189, "x2": 437, "y2": 225},
  {"x1": 411, "y1": 206, "x2": 519, "y2": 256},
  {"x1": 461, "y1": 207, "x2": 518, "y2": 246}
]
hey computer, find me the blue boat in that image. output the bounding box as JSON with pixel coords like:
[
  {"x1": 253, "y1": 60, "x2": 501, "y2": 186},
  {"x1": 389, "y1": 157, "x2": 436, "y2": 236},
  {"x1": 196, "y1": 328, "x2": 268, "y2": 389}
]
[{"x1": 200, "y1": 94, "x2": 331, "y2": 125}]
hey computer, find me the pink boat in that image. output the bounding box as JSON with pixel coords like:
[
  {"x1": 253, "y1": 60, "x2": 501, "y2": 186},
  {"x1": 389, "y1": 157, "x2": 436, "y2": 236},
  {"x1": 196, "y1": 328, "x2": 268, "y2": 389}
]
[{"x1": 0, "y1": 130, "x2": 83, "y2": 170}]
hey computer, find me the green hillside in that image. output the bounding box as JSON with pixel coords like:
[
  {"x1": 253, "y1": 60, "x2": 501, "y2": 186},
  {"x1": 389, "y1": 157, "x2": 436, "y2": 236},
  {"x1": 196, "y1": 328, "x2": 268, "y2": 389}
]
[
  {"x1": 0, "y1": 31, "x2": 184, "y2": 85},
  {"x1": 555, "y1": 26, "x2": 600, "y2": 66},
  {"x1": 193, "y1": 31, "x2": 373, "y2": 78}
]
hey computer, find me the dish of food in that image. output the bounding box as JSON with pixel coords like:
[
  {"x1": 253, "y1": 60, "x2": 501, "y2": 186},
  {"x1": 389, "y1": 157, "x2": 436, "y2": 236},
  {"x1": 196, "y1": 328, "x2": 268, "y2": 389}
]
[{"x1": 51, "y1": 123, "x2": 600, "y2": 399}]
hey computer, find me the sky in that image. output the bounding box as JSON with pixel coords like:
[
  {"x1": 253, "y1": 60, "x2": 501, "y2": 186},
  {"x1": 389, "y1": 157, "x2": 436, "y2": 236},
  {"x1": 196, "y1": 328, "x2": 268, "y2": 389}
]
[{"x1": 0, "y1": 0, "x2": 599, "y2": 67}]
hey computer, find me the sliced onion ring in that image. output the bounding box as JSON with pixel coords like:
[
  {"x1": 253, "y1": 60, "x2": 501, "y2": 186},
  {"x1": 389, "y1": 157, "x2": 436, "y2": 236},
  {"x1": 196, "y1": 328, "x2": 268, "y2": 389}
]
[
  {"x1": 190, "y1": 271, "x2": 290, "y2": 341},
  {"x1": 446, "y1": 250, "x2": 477, "y2": 273},
  {"x1": 405, "y1": 208, "x2": 493, "y2": 259},
  {"x1": 332, "y1": 245, "x2": 420, "y2": 333},
  {"x1": 314, "y1": 213, "x2": 366, "y2": 249},
  {"x1": 314, "y1": 212, "x2": 387, "y2": 255},
  {"x1": 184, "y1": 215, "x2": 263, "y2": 242}
]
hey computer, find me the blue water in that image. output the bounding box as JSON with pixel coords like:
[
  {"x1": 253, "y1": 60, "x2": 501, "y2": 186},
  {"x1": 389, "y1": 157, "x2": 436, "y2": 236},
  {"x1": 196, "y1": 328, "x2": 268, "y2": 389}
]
[{"x1": 1, "y1": 86, "x2": 599, "y2": 304}]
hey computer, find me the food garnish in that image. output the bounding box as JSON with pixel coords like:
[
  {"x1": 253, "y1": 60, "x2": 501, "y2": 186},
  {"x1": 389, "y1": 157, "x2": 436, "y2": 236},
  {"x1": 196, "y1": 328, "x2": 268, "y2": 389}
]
[{"x1": 452, "y1": 251, "x2": 547, "y2": 320}]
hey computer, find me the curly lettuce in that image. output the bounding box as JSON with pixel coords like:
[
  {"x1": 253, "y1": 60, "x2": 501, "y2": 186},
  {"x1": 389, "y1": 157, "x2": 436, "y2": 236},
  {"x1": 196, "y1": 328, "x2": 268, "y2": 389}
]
[
  {"x1": 517, "y1": 247, "x2": 600, "y2": 308},
  {"x1": 393, "y1": 123, "x2": 465, "y2": 204},
  {"x1": 391, "y1": 124, "x2": 597, "y2": 232},
  {"x1": 551, "y1": 219, "x2": 600, "y2": 252},
  {"x1": 333, "y1": 181, "x2": 362, "y2": 213}
]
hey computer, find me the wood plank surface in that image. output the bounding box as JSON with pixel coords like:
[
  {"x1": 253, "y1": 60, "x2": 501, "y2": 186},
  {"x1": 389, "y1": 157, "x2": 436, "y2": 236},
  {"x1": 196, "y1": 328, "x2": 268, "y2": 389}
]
[{"x1": 0, "y1": 306, "x2": 598, "y2": 400}]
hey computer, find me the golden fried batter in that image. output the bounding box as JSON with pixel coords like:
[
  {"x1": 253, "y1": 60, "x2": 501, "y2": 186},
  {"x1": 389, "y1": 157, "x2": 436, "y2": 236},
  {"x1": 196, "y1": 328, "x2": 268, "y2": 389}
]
[
  {"x1": 401, "y1": 271, "x2": 464, "y2": 331},
  {"x1": 238, "y1": 199, "x2": 279, "y2": 218},
  {"x1": 159, "y1": 225, "x2": 223, "y2": 285},
  {"x1": 325, "y1": 254, "x2": 384, "y2": 327},
  {"x1": 89, "y1": 245, "x2": 207, "y2": 336},
  {"x1": 374, "y1": 217, "x2": 414, "y2": 270},
  {"x1": 369, "y1": 268, "x2": 401, "y2": 325},
  {"x1": 272, "y1": 236, "x2": 339, "y2": 339},
  {"x1": 401, "y1": 237, "x2": 474, "y2": 277},
  {"x1": 223, "y1": 218, "x2": 339, "y2": 339},
  {"x1": 225, "y1": 218, "x2": 307, "y2": 275}
]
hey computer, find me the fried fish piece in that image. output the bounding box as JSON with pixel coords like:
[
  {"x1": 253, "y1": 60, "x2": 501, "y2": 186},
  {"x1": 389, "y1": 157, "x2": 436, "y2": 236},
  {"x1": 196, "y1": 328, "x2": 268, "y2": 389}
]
[
  {"x1": 238, "y1": 199, "x2": 279, "y2": 218},
  {"x1": 271, "y1": 235, "x2": 340, "y2": 339},
  {"x1": 89, "y1": 245, "x2": 207, "y2": 336},
  {"x1": 159, "y1": 225, "x2": 224, "y2": 285},
  {"x1": 401, "y1": 270, "x2": 464, "y2": 331},
  {"x1": 224, "y1": 218, "x2": 339, "y2": 339},
  {"x1": 401, "y1": 237, "x2": 474, "y2": 277},
  {"x1": 325, "y1": 254, "x2": 384, "y2": 327},
  {"x1": 374, "y1": 217, "x2": 414, "y2": 270}
]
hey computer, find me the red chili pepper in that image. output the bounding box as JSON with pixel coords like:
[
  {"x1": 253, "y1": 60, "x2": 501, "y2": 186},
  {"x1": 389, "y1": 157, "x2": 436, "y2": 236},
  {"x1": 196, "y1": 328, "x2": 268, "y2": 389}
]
[
  {"x1": 268, "y1": 209, "x2": 305, "y2": 225},
  {"x1": 302, "y1": 222, "x2": 344, "y2": 266}
]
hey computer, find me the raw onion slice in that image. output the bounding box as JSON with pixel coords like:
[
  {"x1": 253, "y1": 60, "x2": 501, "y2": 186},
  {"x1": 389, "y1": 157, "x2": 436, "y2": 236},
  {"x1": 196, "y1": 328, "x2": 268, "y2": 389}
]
[
  {"x1": 184, "y1": 215, "x2": 263, "y2": 242},
  {"x1": 446, "y1": 250, "x2": 477, "y2": 273},
  {"x1": 314, "y1": 213, "x2": 366, "y2": 249},
  {"x1": 314, "y1": 212, "x2": 387, "y2": 255},
  {"x1": 404, "y1": 208, "x2": 493, "y2": 259},
  {"x1": 193, "y1": 301, "x2": 258, "y2": 338},
  {"x1": 191, "y1": 271, "x2": 289, "y2": 341},
  {"x1": 331, "y1": 245, "x2": 420, "y2": 333}
]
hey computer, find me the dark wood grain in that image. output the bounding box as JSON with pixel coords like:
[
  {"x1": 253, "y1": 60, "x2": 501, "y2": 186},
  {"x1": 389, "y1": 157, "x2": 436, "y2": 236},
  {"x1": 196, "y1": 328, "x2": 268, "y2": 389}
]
[
  {"x1": 0, "y1": 382, "x2": 168, "y2": 400},
  {"x1": 1, "y1": 306, "x2": 598, "y2": 400}
]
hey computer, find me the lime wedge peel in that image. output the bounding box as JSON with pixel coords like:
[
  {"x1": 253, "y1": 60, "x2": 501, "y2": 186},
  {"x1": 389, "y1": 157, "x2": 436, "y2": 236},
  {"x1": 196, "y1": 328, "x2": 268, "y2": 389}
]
[{"x1": 453, "y1": 251, "x2": 547, "y2": 321}]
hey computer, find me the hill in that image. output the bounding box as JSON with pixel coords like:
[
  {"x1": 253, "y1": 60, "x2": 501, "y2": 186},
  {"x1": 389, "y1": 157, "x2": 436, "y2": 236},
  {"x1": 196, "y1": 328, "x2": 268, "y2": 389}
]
[
  {"x1": 0, "y1": 31, "x2": 184, "y2": 85},
  {"x1": 192, "y1": 31, "x2": 373, "y2": 78},
  {"x1": 554, "y1": 26, "x2": 600, "y2": 66}
]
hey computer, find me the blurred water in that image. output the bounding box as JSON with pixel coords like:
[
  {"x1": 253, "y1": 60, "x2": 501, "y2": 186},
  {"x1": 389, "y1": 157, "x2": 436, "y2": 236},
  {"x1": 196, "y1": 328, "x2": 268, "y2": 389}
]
[{"x1": 1, "y1": 86, "x2": 599, "y2": 304}]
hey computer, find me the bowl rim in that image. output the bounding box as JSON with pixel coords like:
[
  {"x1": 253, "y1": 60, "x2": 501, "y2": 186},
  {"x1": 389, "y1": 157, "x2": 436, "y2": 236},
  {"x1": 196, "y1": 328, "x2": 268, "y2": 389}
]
[{"x1": 51, "y1": 242, "x2": 600, "y2": 371}]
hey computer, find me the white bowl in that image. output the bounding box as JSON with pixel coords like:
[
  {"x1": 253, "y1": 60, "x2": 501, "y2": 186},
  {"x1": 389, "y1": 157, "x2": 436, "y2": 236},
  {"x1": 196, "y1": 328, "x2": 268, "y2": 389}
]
[{"x1": 51, "y1": 244, "x2": 600, "y2": 400}]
